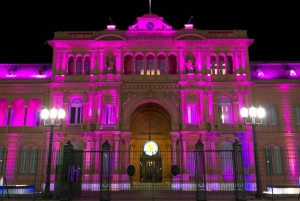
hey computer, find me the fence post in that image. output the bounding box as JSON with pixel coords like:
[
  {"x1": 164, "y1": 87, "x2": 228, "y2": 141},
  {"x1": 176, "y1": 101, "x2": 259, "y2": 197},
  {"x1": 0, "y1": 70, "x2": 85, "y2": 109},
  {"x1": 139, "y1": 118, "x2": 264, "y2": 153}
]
[
  {"x1": 233, "y1": 138, "x2": 247, "y2": 201},
  {"x1": 100, "y1": 140, "x2": 111, "y2": 201},
  {"x1": 60, "y1": 140, "x2": 73, "y2": 201},
  {"x1": 195, "y1": 139, "x2": 207, "y2": 201}
]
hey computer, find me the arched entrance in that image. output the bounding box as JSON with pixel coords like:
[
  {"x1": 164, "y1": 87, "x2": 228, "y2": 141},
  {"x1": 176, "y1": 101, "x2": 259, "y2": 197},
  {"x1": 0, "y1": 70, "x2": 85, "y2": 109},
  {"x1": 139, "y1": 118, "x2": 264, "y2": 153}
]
[{"x1": 129, "y1": 103, "x2": 172, "y2": 183}]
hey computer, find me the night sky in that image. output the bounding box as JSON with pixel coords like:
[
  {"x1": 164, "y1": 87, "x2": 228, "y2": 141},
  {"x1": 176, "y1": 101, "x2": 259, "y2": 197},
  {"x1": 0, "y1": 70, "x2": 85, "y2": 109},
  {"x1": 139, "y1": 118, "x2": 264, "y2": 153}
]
[{"x1": 0, "y1": 1, "x2": 299, "y2": 63}]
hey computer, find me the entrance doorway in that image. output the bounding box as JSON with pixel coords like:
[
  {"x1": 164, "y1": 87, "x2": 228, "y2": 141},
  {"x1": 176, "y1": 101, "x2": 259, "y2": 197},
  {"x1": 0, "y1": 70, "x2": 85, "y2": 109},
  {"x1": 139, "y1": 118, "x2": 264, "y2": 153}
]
[{"x1": 140, "y1": 154, "x2": 162, "y2": 182}]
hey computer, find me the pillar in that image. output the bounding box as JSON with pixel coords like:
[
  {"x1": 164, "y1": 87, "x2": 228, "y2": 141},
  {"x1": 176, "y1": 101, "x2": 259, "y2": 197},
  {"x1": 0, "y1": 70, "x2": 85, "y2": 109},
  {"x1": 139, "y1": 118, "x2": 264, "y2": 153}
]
[
  {"x1": 97, "y1": 92, "x2": 103, "y2": 123},
  {"x1": 207, "y1": 91, "x2": 214, "y2": 122},
  {"x1": 179, "y1": 48, "x2": 185, "y2": 73},
  {"x1": 181, "y1": 135, "x2": 188, "y2": 173},
  {"x1": 94, "y1": 136, "x2": 101, "y2": 172},
  {"x1": 114, "y1": 136, "x2": 121, "y2": 173},
  {"x1": 23, "y1": 105, "x2": 27, "y2": 125},
  {"x1": 99, "y1": 49, "x2": 104, "y2": 73},
  {"x1": 196, "y1": 49, "x2": 203, "y2": 73},
  {"x1": 198, "y1": 90, "x2": 204, "y2": 123},
  {"x1": 116, "y1": 49, "x2": 122, "y2": 74},
  {"x1": 124, "y1": 138, "x2": 130, "y2": 170},
  {"x1": 180, "y1": 91, "x2": 186, "y2": 123},
  {"x1": 171, "y1": 138, "x2": 177, "y2": 165}
]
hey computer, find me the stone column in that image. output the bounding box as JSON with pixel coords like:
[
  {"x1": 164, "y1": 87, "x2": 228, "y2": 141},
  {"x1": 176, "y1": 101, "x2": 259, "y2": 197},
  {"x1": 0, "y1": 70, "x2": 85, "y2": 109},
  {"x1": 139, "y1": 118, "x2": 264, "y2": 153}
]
[
  {"x1": 116, "y1": 49, "x2": 122, "y2": 74},
  {"x1": 62, "y1": 51, "x2": 67, "y2": 74},
  {"x1": 91, "y1": 51, "x2": 95, "y2": 72},
  {"x1": 116, "y1": 91, "x2": 121, "y2": 124},
  {"x1": 180, "y1": 136, "x2": 188, "y2": 173},
  {"x1": 207, "y1": 91, "x2": 214, "y2": 123},
  {"x1": 171, "y1": 138, "x2": 177, "y2": 165},
  {"x1": 99, "y1": 49, "x2": 104, "y2": 73},
  {"x1": 94, "y1": 136, "x2": 101, "y2": 172},
  {"x1": 124, "y1": 138, "x2": 130, "y2": 170},
  {"x1": 52, "y1": 134, "x2": 62, "y2": 169},
  {"x1": 179, "y1": 48, "x2": 185, "y2": 73},
  {"x1": 85, "y1": 135, "x2": 94, "y2": 171},
  {"x1": 114, "y1": 136, "x2": 121, "y2": 173},
  {"x1": 23, "y1": 105, "x2": 28, "y2": 125},
  {"x1": 88, "y1": 91, "x2": 95, "y2": 123},
  {"x1": 97, "y1": 92, "x2": 103, "y2": 123},
  {"x1": 198, "y1": 90, "x2": 204, "y2": 123},
  {"x1": 180, "y1": 91, "x2": 186, "y2": 123},
  {"x1": 196, "y1": 49, "x2": 203, "y2": 73}
]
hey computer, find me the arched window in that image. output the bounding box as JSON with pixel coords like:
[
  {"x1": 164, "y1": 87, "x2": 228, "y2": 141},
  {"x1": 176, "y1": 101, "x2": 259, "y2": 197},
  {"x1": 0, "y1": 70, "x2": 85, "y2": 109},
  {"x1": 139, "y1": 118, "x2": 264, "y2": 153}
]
[
  {"x1": 76, "y1": 57, "x2": 82, "y2": 75},
  {"x1": 29, "y1": 147, "x2": 39, "y2": 173},
  {"x1": 168, "y1": 55, "x2": 177, "y2": 75},
  {"x1": 261, "y1": 105, "x2": 268, "y2": 125},
  {"x1": 20, "y1": 147, "x2": 29, "y2": 173},
  {"x1": 219, "y1": 56, "x2": 225, "y2": 75},
  {"x1": 264, "y1": 147, "x2": 273, "y2": 174},
  {"x1": 221, "y1": 142, "x2": 233, "y2": 179},
  {"x1": 84, "y1": 57, "x2": 90, "y2": 75},
  {"x1": 273, "y1": 146, "x2": 282, "y2": 174},
  {"x1": 227, "y1": 55, "x2": 234, "y2": 74},
  {"x1": 0, "y1": 147, "x2": 4, "y2": 173},
  {"x1": 68, "y1": 57, "x2": 74, "y2": 75},
  {"x1": 69, "y1": 98, "x2": 83, "y2": 124},
  {"x1": 26, "y1": 99, "x2": 42, "y2": 126},
  {"x1": 294, "y1": 105, "x2": 300, "y2": 125},
  {"x1": 157, "y1": 55, "x2": 166, "y2": 75},
  {"x1": 146, "y1": 54, "x2": 155, "y2": 75},
  {"x1": 270, "y1": 105, "x2": 277, "y2": 125},
  {"x1": 124, "y1": 55, "x2": 134, "y2": 75},
  {"x1": 0, "y1": 99, "x2": 9, "y2": 126},
  {"x1": 218, "y1": 96, "x2": 233, "y2": 123},
  {"x1": 210, "y1": 56, "x2": 217, "y2": 75},
  {"x1": 11, "y1": 99, "x2": 26, "y2": 126},
  {"x1": 135, "y1": 55, "x2": 144, "y2": 75}
]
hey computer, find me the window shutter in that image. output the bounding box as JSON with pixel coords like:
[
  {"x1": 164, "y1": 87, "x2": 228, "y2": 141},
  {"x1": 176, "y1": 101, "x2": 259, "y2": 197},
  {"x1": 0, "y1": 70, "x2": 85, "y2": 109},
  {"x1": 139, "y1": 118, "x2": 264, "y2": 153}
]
[
  {"x1": 264, "y1": 147, "x2": 273, "y2": 174},
  {"x1": 29, "y1": 147, "x2": 39, "y2": 173},
  {"x1": 273, "y1": 147, "x2": 282, "y2": 174},
  {"x1": 295, "y1": 106, "x2": 300, "y2": 125},
  {"x1": 270, "y1": 106, "x2": 277, "y2": 125},
  {"x1": 20, "y1": 147, "x2": 28, "y2": 173},
  {"x1": 0, "y1": 147, "x2": 4, "y2": 173}
]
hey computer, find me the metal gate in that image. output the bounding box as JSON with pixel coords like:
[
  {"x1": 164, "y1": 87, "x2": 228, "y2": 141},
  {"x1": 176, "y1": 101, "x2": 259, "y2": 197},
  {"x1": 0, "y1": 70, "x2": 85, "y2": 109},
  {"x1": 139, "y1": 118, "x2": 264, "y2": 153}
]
[{"x1": 59, "y1": 139, "x2": 247, "y2": 201}]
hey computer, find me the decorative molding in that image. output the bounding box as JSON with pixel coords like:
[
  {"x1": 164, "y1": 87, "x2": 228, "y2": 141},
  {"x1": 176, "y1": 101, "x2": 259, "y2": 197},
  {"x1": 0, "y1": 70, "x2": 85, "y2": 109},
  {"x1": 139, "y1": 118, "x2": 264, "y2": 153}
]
[
  {"x1": 121, "y1": 84, "x2": 179, "y2": 90},
  {"x1": 176, "y1": 35, "x2": 204, "y2": 40},
  {"x1": 145, "y1": 90, "x2": 156, "y2": 99},
  {"x1": 164, "y1": 91, "x2": 180, "y2": 110},
  {"x1": 122, "y1": 92, "x2": 136, "y2": 109}
]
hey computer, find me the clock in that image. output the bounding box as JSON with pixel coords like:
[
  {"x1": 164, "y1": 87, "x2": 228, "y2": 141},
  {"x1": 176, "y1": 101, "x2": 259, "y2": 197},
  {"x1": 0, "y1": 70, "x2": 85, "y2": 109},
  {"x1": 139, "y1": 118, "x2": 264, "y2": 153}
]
[{"x1": 146, "y1": 21, "x2": 154, "y2": 30}]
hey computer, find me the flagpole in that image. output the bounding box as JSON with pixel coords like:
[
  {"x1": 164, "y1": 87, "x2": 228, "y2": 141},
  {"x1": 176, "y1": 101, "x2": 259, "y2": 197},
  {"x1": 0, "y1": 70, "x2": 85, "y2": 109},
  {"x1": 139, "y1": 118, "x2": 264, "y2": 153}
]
[{"x1": 149, "y1": 0, "x2": 151, "y2": 14}]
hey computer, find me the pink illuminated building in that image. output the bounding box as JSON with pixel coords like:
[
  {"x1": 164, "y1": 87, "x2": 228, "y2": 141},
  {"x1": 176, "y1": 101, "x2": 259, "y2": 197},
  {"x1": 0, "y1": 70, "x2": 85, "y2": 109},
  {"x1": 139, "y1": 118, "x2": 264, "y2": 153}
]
[{"x1": 1, "y1": 13, "x2": 300, "y2": 195}]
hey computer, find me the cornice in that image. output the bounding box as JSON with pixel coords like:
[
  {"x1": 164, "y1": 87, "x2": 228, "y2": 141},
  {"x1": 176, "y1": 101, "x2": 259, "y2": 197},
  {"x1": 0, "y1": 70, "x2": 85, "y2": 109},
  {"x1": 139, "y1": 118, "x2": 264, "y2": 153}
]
[
  {"x1": 121, "y1": 83, "x2": 179, "y2": 90},
  {"x1": 50, "y1": 38, "x2": 254, "y2": 47}
]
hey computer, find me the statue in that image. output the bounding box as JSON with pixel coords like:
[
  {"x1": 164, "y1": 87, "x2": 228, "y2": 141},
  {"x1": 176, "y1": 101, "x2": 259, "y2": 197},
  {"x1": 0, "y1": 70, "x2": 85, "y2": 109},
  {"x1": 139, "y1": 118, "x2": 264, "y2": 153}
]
[
  {"x1": 105, "y1": 56, "x2": 115, "y2": 73},
  {"x1": 185, "y1": 59, "x2": 195, "y2": 73}
]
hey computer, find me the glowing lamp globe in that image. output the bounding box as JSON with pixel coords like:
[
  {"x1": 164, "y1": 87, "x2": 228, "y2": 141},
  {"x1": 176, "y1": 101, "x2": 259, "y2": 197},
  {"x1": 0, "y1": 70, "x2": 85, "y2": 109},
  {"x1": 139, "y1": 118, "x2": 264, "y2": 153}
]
[
  {"x1": 143, "y1": 141, "x2": 158, "y2": 156},
  {"x1": 41, "y1": 108, "x2": 49, "y2": 120},
  {"x1": 58, "y1": 109, "x2": 66, "y2": 119},
  {"x1": 50, "y1": 108, "x2": 57, "y2": 119},
  {"x1": 249, "y1": 106, "x2": 257, "y2": 118},
  {"x1": 240, "y1": 107, "x2": 248, "y2": 118},
  {"x1": 257, "y1": 106, "x2": 266, "y2": 119}
]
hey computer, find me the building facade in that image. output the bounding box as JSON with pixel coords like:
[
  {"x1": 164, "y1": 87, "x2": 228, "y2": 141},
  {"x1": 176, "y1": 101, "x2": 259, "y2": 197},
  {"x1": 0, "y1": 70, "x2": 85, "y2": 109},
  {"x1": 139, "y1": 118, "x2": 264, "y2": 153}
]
[{"x1": 0, "y1": 13, "x2": 300, "y2": 194}]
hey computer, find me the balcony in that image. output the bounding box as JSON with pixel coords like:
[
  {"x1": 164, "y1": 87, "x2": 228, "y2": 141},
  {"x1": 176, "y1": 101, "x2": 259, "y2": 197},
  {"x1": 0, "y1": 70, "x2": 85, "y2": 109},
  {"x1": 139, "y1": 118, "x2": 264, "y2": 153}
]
[
  {"x1": 122, "y1": 74, "x2": 179, "y2": 83},
  {"x1": 210, "y1": 123, "x2": 245, "y2": 131},
  {"x1": 0, "y1": 126, "x2": 46, "y2": 133}
]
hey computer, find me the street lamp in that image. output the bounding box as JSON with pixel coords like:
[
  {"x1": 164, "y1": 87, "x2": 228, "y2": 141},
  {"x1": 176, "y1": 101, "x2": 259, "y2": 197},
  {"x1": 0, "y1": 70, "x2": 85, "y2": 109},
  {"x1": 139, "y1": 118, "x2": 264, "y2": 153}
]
[
  {"x1": 41, "y1": 108, "x2": 65, "y2": 199},
  {"x1": 240, "y1": 105, "x2": 265, "y2": 200}
]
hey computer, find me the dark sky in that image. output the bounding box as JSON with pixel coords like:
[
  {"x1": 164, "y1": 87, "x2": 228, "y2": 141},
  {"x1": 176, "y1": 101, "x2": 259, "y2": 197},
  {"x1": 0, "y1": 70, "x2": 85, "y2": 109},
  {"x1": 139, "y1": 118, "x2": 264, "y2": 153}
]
[{"x1": 0, "y1": 1, "x2": 299, "y2": 63}]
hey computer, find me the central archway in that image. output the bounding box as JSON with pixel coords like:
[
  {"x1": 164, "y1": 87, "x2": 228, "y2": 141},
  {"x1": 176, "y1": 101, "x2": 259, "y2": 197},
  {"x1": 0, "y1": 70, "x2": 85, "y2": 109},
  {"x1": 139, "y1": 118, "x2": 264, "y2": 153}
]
[{"x1": 129, "y1": 102, "x2": 172, "y2": 183}]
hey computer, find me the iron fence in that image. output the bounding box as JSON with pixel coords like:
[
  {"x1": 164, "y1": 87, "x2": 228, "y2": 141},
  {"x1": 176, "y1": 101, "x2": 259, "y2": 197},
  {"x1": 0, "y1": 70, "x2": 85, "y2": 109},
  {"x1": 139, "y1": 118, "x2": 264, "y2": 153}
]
[{"x1": 0, "y1": 144, "x2": 299, "y2": 200}]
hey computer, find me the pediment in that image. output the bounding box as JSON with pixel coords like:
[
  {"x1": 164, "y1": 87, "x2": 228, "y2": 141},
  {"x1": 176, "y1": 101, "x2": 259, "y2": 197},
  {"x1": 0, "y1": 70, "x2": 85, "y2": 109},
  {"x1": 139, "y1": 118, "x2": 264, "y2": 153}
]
[
  {"x1": 128, "y1": 13, "x2": 172, "y2": 31},
  {"x1": 175, "y1": 34, "x2": 206, "y2": 40},
  {"x1": 96, "y1": 34, "x2": 126, "y2": 41}
]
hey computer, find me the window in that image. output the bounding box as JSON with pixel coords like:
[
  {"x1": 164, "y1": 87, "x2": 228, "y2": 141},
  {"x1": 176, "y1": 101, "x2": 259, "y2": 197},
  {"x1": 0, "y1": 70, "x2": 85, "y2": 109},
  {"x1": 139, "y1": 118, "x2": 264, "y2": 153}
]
[
  {"x1": 76, "y1": 57, "x2": 82, "y2": 75},
  {"x1": 264, "y1": 147, "x2": 273, "y2": 174},
  {"x1": 146, "y1": 55, "x2": 155, "y2": 75},
  {"x1": 124, "y1": 55, "x2": 134, "y2": 75},
  {"x1": 295, "y1": 105, "x2": 300, "y2": 125},
  {"x1": 69, "y1": 98, "x2": 83, "y2": 124},
  {"x1": 270, "y1": 106, "x2": 277, "y2": 125},
  {"x1": 168, "y1": 55, "x2": 177, "y2": 75},
  {"x1": 210, "y1": 56, "x2": 217, "y2": 75},
  {"x1": 273, "y1": 146, "x2": 282, "y2": 174},
  {"x1": 84, "y1": 57, "x2": 90, "y2": 75},
  {"x1": 157, "y1": 55, "x2": 166, "y2": 75},
  {"x1": 68, "y1": 57, "x2": 74, "y2": 75},
  {"x1": 264, "y1": 146, "x2": 282, "y2": 174},
  {"x1": 103, "y1": 105, "x2": 116, "y2": 124},
  {"x1": 29, "y1": 147, "x2": 39, "y2": 173},
  {"x1": 218, "y1": 96, "x2": 233, "y2": 123},
  {"x1": 135, "y1": 55, "x2": 144, "y2": 75},
  {"x1": 261, "y1": 105, "x2": 268, "y2": 125},
  {"x1": 20, "y1": 147, "x2": 29, "y2": 173},
  {"x1": 219, "y1": 56, "x2": 226, "y2": 75},
  {"x1": 227, "y1": 56, "x2": 234, "y2": 74},
  {"x1": 0, "y1": 147, "x2": 4, "y2": 173},
  {"x1": 221, "y1": 142, "x2": 233, "y2": 178},
  {"x1": 186, "y1": 104, "x2": 198, "y2": 123}
]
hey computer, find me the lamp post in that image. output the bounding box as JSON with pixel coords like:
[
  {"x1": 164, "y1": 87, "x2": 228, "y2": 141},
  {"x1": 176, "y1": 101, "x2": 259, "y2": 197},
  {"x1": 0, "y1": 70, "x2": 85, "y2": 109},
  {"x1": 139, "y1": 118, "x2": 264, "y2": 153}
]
[
  {"x1": 240, "y1": 106, "x2": 265, "y2": 200},
  {"x1": 41, "y1": 108, "x2": 65, "y2": 200}
]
